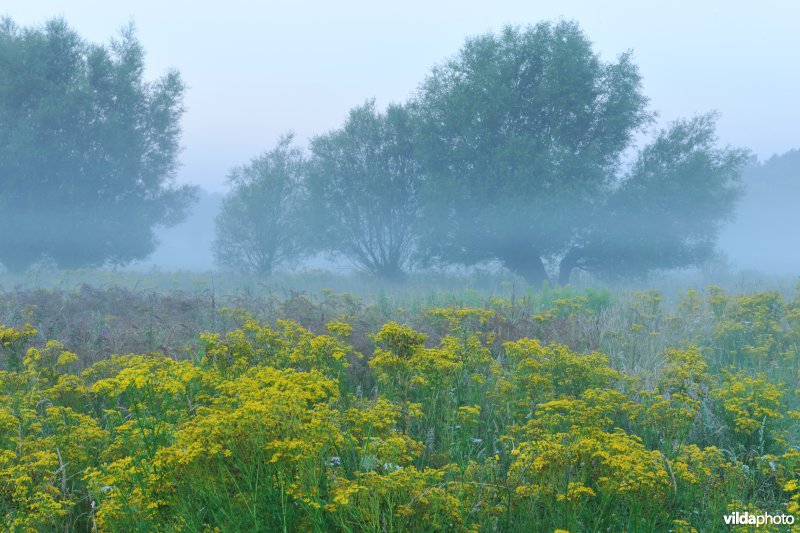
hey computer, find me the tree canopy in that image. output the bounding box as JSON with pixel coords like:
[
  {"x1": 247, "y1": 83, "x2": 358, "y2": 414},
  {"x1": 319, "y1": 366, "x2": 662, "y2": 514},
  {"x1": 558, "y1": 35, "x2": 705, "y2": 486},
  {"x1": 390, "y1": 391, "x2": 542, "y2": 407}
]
[
  {"x1": 557, "y1": 114, "x2": 749, "y2": 283},
  {"x1": 306, "y1": 101, "x2": 421, "y2": 280},
  {"x1": 0, "y1": 17, "x2": 194, "y2": 272},
  {"x1": 212, "y1": 20, "x2": 747, "y2": 284},
  {"x1": 411, "y1": 21, "x2": 746, "y2": 285},
  {"x1": 213, "y1": 134, "x2": 306, "y2": 275}
]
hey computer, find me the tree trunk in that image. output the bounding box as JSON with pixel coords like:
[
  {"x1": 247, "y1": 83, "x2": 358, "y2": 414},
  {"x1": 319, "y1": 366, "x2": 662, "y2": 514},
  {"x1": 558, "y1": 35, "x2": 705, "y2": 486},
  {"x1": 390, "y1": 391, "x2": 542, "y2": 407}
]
[
  {"x1": 502, "y1": 249, "x2": 550, "y2": 288},
  {"x1": 558, "y1": 248, "x2": 582, "y2": 286},
  {"x1": 375, "y1": 263, "x2": 406, "y2": 283}
]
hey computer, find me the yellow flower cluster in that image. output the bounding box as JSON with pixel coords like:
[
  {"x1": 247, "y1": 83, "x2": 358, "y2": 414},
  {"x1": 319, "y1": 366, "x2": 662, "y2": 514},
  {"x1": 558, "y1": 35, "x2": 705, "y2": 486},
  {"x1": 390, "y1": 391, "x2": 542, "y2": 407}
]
[{"x1": 0, "y1": 289, "x2": 798, "y2": 531}]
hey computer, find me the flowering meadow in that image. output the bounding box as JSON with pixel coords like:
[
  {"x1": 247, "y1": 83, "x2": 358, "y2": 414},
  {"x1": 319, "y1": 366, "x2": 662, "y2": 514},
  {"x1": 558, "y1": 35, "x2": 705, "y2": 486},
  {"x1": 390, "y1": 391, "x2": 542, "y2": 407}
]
[{"x1": 0, "y1": 284, "x2": 799, "y2": 531}]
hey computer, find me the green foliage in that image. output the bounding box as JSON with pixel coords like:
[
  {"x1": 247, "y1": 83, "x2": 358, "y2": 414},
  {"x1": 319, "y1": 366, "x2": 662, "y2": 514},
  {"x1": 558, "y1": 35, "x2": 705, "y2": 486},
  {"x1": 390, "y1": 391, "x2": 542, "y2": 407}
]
[
  {"x1": 213, "y1": 134, "x2": 307, "y2": 274},
  {"x1": 570, "y1": 114, "x2": 750, "y2": 280},
  {"x1": 412, "y1": 20, "x2": 651, "y2": 285},
  {"x1": 205, "y1": 19, "x2": 749, "y2": 285},
  {"x1": 307, "y1": 100, "x2": 421, "y2": 280},
  {"x1": 0, "y1": 17, "x2": 195, "y2": 272},
  {"x1": 0, "y1": 323, "x2": 37, "y2": 372},
  {"x1": 410, "y1": 21, "x2": 747, "y2": 285},
  {"x1": 1, "y1": 285, "x2": 799, "y2": 531}
]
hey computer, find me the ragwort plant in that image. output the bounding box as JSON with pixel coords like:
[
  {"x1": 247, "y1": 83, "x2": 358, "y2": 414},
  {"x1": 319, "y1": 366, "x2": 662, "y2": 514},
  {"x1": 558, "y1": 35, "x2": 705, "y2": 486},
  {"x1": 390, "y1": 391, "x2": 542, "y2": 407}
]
[{"x1": 1, "y1": 284, "x2": 799, "y2": 531}]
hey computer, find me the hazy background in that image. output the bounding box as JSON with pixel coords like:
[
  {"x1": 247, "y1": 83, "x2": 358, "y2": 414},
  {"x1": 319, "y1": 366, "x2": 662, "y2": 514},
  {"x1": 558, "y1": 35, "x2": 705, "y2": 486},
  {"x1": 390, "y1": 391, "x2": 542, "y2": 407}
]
[{"x1": 4, "y1": 1, "x2": 799, "y2": 275}]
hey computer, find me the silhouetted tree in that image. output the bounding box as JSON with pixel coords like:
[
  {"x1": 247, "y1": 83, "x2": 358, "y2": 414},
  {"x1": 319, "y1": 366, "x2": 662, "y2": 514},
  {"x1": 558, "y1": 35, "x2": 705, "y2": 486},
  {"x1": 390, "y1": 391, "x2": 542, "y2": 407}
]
[
  {"x1": 307, "y1": 101, "x2": 421, "y2": 280},
  {"x1": 557, "y1": 114, "x2": 749, "y2": 283},
  {"x1": 0, "y1": 18, "x2": 195, "y2": 271},
  {"x1": 412, "y1": 21, "x2": 746, "y2": 285},
  {"x1": 213, "y1": 134, "x2": 306, "y2": 275}
]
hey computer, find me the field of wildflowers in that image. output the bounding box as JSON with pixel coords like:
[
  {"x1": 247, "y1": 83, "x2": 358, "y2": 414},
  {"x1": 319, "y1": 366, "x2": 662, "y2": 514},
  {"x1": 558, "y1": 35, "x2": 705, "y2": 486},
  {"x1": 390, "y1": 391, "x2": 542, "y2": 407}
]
[{"x1": 0, "y1": 283, "x2": 798, "y2": 531}]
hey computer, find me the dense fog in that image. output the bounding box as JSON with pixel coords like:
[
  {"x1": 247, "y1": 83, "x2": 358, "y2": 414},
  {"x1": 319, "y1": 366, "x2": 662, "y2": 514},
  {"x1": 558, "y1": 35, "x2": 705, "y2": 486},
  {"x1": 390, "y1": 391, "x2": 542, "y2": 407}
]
[
  {"x1": 142, "y1": 147, "x2": 799, "y2": 279},
  {"x1": 0, "y1": 12, "x2": 797, "y2": 286},
  {"x1": 718, "y1": 150, "x2": 800, "y2": 275}
]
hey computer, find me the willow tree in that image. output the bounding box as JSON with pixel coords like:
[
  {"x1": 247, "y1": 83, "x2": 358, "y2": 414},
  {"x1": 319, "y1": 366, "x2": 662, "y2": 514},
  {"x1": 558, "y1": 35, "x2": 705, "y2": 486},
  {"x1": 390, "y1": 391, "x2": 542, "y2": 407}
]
[
  {"x1": 412, "y1": 21, "x2": 745, "y2": 285},
  {"x1": 213, "y1": 134, "x2": 306, "y2": 275},
  {"x1": 306, "y1": 101, "x2": 421, "y2": 280},
  {"x1": 0, "y1": 18, "x2": 194, "y2": 271}
]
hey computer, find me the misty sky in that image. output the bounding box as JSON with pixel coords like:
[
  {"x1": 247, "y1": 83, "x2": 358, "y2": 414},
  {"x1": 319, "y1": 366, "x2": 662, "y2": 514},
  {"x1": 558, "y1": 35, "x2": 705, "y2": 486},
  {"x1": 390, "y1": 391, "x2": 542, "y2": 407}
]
[{"x1": 5, "y1": 1, "x2": 799, "y2": 193}]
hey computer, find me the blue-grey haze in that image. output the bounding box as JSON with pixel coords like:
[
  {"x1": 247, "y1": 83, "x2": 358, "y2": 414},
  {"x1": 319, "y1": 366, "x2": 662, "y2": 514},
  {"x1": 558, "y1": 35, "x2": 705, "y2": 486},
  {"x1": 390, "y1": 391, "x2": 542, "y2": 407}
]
[{"x1": 4, "y1": 1, "x2": 799, "y2": 275}]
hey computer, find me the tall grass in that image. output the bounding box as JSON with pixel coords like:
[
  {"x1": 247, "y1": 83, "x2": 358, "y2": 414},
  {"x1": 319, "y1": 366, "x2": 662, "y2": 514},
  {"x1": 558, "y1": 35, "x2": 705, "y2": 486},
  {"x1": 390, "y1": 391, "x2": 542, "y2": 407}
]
[{"x1": 0, "y1": 275, "x2": 798, "y2": 530}]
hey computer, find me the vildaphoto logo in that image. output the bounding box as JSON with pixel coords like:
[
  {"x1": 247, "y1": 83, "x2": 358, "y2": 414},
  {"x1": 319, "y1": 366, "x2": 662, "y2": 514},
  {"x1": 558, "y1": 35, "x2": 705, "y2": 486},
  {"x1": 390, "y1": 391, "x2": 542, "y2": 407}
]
[{"x1": 723, "y1": 511, "x2": 795, "y2": 527}]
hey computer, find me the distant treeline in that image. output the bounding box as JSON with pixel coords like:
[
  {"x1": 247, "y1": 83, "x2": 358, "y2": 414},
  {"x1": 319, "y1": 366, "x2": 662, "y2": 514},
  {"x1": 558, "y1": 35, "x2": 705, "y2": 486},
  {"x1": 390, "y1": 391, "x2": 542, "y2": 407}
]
[
  {"x1": 719, "y1": 149, "x2": 800, "y2": 273},
  {"x1": 0, "y1": 18, "x2": 757, "y2": 284},
  {"x1": 213, "y1": 22, "x2": 749, "y2": 285}
]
